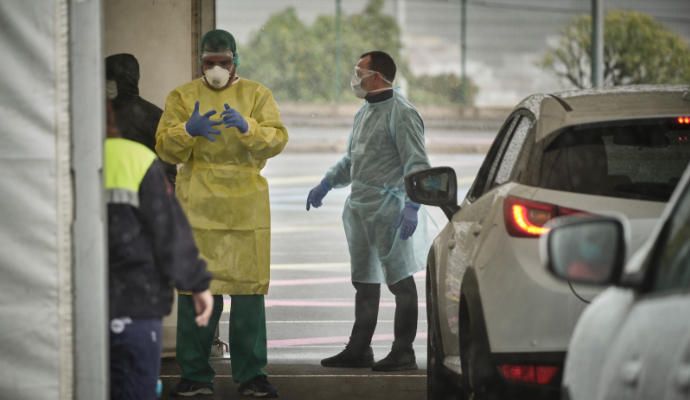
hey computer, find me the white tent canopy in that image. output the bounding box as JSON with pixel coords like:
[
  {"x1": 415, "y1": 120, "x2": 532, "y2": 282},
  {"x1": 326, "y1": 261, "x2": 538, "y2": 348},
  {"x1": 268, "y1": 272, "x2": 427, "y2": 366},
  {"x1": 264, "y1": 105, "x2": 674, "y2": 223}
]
[{"x1": 0, "y1": 1, "x2": 107, "y2": 399}]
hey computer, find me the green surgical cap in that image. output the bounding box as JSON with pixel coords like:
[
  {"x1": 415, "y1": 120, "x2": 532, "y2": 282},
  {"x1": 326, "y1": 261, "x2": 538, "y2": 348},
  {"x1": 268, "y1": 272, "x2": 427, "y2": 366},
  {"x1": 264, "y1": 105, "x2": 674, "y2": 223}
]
[
  {"x1": 201, "y1": 29, "x2": 236, "y2": 53},
  {"x1": 200, "y1": 29, "x2": 240, "y2": 66}
]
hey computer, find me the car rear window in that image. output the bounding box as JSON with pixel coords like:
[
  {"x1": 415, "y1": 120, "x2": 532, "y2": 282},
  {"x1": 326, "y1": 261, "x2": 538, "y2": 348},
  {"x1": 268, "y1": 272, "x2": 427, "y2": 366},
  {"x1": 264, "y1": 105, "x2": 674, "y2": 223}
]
[{"x1": 535, "y1": 117, "x2": 690, "y2": 202}]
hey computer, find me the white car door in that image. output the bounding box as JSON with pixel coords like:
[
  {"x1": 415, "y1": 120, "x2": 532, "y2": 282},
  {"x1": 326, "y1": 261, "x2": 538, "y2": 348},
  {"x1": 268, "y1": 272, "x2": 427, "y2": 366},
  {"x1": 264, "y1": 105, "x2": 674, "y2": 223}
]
[
  {"x1": 597, "y1": 178, "x2": 690, "y2": 400},
  {"x1": 439, "y1": 114, "x2": 531, "y2": 364}
]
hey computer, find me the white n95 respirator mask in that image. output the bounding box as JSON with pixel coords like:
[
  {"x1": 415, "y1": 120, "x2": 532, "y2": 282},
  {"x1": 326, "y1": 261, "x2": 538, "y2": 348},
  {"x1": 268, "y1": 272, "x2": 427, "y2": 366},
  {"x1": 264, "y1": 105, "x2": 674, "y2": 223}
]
[
  {"x1": 350, "y1": 80, "x2": 368, "y2": 99},
  {"x1": 204, "y1": 66, "x2": 230, "y2": 89}
]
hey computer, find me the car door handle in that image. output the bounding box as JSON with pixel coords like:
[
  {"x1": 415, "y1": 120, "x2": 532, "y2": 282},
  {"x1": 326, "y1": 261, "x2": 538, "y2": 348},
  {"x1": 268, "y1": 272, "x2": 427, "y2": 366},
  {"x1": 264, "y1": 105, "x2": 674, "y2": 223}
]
[
  {"x1": 676, "y1": 365, "x2": 690, "y2": 392},
  {"x1": 446, "y1": 232, "x2": 456, "y2": 249},
  {"x1": 621, "y1": 360, "x2": 642, "y2": 386},
  {"x1": 472, "y1": 224, "x2": 482, "y2": 237}
]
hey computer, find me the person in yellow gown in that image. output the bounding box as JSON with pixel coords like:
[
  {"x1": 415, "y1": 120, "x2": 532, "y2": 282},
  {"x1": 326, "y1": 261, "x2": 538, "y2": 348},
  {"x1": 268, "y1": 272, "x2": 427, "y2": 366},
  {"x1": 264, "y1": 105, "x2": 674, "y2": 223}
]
[{"x1": 155, "y1": 29, "x2": 287, "y2": 398}]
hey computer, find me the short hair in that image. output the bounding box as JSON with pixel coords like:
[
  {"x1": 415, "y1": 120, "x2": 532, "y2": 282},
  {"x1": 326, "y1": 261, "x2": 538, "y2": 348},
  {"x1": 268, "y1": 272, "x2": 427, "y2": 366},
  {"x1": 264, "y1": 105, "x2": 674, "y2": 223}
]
[{"x1": 360, "y1": 50, "x2": 396, "y2": 82}]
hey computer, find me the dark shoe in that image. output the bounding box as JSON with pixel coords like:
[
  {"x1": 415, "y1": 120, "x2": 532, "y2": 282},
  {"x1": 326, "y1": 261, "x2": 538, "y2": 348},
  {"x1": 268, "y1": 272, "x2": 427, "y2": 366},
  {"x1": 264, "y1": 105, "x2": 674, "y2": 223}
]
[
  {"x1": 170, "y1": 378, "x2": 214, "y2": 397},
  {"x1": 238, "y1": 375, "x2": 278, "y2": 398},
  {"x1": 321, "y1": 345, "x2": 374, "y2": 368},
  {"x1": 372, "y1": 347, "x2": 418, "y2": 371}
]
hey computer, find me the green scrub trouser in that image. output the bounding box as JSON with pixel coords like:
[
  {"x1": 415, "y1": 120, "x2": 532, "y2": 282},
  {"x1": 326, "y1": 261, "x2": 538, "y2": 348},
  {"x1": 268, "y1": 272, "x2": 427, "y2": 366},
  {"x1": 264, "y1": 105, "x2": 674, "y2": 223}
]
[{"x1": 176, "y1": 294, "x2": 267, "y2": 384}]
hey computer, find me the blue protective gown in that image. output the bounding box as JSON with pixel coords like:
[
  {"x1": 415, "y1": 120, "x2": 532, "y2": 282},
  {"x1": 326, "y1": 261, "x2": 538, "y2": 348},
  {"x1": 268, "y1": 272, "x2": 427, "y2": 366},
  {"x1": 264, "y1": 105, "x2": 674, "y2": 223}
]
[{"x1": 325, "y1": 91, "x2": 431, "y2": 284}]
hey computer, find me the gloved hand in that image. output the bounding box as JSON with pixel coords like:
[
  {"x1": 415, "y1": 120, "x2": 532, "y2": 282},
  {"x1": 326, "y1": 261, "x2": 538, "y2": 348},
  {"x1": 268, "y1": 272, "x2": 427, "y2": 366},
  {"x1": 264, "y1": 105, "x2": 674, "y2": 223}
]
[
  {"x1": 221, "y1": 104, "x2": 249, "y2": 133},
  {"x1": 396, "y1": 202, "x2": 420, "y2": 240},
  {"x1": 185, "y1": 101, "x2": 222, "y2": 141},
  {"x1": 306, "y1": 179, "x2": 332, "y2": 211}
]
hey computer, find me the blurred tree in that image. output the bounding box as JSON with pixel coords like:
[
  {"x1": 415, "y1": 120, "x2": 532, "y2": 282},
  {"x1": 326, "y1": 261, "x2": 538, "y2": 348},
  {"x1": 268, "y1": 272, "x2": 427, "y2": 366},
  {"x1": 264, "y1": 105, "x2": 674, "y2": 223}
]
[
  {"x1": 310, "y1": 0, "x2": 403, "y2": 101},
  {"x1": 239, "y1": 0, "x2": 477, "y2": 106},
  {"x1": 238, "y1": 8, "x2": 321, "y2": 101},
  {"x1": 541, "y1": 10, "x2": 690, "y2": 88},
  {"x1": 409, "y1": 74, "x2": 478, "y2": 106}
]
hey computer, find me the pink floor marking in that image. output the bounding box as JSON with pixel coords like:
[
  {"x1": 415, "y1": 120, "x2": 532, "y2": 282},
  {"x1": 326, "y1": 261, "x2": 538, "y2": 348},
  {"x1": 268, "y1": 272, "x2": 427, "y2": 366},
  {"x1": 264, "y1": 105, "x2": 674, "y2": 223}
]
[
  {"x1": 268, "y1": 270, "x2": 425, "y2": 288},
  {"x1": 222, "y1": 298, "x2": 426, "y2": 308},
  {"x1": 265, "y1": 299, "x2": 399, "y2": 308},
  {"x1": 270, "y1": 276, "x2": 352, "y2": 286},
  {"x1": 267, "y1": 332, "x2": 428, "y2": 348}
]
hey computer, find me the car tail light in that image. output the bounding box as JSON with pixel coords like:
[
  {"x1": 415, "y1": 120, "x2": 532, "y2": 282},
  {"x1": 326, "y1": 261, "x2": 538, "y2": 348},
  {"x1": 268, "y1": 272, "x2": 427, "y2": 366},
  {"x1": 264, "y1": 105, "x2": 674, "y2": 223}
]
[
  {"x1": 677, "y1": 116, "x2": 690, "y2": 124},
  {"x1": 504, "y1": 196, "x2": 585, "y2": 238},
  {"x1": 498, "y1": 364, "x2": 559, "y2": 385}
]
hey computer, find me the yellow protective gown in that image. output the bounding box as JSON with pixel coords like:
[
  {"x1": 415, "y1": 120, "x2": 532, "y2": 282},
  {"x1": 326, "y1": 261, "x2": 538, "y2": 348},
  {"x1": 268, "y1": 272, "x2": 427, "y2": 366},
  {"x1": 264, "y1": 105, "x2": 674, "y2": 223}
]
[{"x1": 155, "y1": 77, "x2": 288, "y2": 294}]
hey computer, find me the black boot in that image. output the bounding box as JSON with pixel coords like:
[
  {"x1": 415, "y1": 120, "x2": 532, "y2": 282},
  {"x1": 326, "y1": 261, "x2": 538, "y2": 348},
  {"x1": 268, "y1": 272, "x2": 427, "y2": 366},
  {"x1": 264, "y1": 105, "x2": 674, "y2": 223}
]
[
  {"x1": 372, "y1": 343, "x2": 417, "y2": 371},
  {"x1": 320, "y1": 344, "x2": 374, "y2": 368},
  {"x1": 321, "y1": 282, "x2": 380, "y2": 368},
  {"x1": 372, "y1": 276, "x2": 418, "y2": 371}
]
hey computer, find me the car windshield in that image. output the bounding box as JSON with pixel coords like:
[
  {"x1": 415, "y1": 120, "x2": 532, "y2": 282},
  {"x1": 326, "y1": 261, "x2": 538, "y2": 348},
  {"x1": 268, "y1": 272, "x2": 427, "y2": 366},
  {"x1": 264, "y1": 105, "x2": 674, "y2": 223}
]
[{"x1": 536, "y1": 117, "x2": 690, "y2": 202}]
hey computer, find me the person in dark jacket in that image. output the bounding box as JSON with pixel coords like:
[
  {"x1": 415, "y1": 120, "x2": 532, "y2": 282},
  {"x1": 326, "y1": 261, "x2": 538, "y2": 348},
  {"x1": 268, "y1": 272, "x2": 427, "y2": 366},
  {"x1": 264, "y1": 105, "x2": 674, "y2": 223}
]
[
  {"x1": 106, "y1": 53, "x2": 177, "y2": 184},
  {"x1": 105, "y1": 99, "x2": 214, "y2": 400}
]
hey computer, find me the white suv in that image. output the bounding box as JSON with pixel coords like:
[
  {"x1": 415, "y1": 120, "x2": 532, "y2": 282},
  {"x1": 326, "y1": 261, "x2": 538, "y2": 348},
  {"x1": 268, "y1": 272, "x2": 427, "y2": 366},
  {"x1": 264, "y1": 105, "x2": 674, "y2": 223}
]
[{"x1": 405, "y1": 86, "x2": 690, "y2": 399}]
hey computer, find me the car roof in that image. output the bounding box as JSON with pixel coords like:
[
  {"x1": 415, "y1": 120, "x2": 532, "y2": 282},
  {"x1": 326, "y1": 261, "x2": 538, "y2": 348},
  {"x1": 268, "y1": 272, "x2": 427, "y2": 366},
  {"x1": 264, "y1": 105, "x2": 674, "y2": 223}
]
[{"x1": 514, "y1": 85, "x2": 690, "y2": 142}]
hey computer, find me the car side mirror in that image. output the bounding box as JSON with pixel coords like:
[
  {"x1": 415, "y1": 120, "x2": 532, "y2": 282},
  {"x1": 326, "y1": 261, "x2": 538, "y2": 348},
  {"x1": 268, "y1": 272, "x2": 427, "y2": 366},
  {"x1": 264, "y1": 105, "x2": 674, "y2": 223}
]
[
  {"x1": 405, "y1": 167, "x2": 460, "y2": 220},
  {"x1": 542, "y1": 216, "x2": 626, "y2": 286}
]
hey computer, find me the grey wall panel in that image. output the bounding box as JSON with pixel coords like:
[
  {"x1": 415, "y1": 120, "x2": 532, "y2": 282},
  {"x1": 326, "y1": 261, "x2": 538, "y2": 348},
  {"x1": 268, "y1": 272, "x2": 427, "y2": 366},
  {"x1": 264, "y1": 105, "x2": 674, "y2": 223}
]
[
  {"x1": 104, "y1": 0, "x2": 194, "y2": 108},
  {"x1": 70, "y1": 0, "x2": 108, "y2": 399}
]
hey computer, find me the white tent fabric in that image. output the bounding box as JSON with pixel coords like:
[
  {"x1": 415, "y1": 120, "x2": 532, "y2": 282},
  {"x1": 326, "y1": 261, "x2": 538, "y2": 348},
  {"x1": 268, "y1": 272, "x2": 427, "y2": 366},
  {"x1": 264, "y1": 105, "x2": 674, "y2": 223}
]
[{"x1": 0, "y1": 1, "x2": 73, "y2": 398}]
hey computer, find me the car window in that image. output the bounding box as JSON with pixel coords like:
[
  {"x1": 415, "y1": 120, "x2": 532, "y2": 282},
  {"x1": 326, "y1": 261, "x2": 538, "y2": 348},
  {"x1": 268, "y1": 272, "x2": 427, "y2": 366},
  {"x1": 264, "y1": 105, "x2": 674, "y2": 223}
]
[
  {"x1": 492, "y1": 116, "x2": 531, "y2": 187},
  {"x1": 535, "y1": 117, "x2": 690, "y2": 202},
  {"x1": 466, "y1": 115, "x2": 520, "y2": 201},
  {"x1": 651, "y1": 183, "x2": 690, "y2": 292}
]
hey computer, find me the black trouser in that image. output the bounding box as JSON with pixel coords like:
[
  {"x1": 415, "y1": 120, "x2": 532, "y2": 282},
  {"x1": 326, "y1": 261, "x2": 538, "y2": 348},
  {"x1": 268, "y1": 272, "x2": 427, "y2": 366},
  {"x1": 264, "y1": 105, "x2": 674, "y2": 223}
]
[{"x1": 350, "y1": 276, "x2": 418, "y2": 351}]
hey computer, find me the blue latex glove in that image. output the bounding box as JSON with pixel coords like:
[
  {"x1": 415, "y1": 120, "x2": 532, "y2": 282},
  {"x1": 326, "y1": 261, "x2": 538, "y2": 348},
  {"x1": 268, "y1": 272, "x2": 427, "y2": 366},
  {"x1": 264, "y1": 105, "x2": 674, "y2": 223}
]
[
  {"x1": 185, "y1": 101, "x2": 222, "y2": 141},
  {"x1": 306, "y1": 179, "x2": 332, "y2": 210},
  {"x1": 396, "y1": 202, "x2": 420, "y2": 240},
  {"x1": 221, "y1": 104, "x2": 249, "y2": 133}
]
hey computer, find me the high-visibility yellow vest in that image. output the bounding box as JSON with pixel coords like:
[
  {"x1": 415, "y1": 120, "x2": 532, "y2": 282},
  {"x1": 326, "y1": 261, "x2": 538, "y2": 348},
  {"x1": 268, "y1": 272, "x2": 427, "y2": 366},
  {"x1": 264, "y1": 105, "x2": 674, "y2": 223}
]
[{"x1": 104, "y1": 138, "x2": 157, "y2": 207}]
